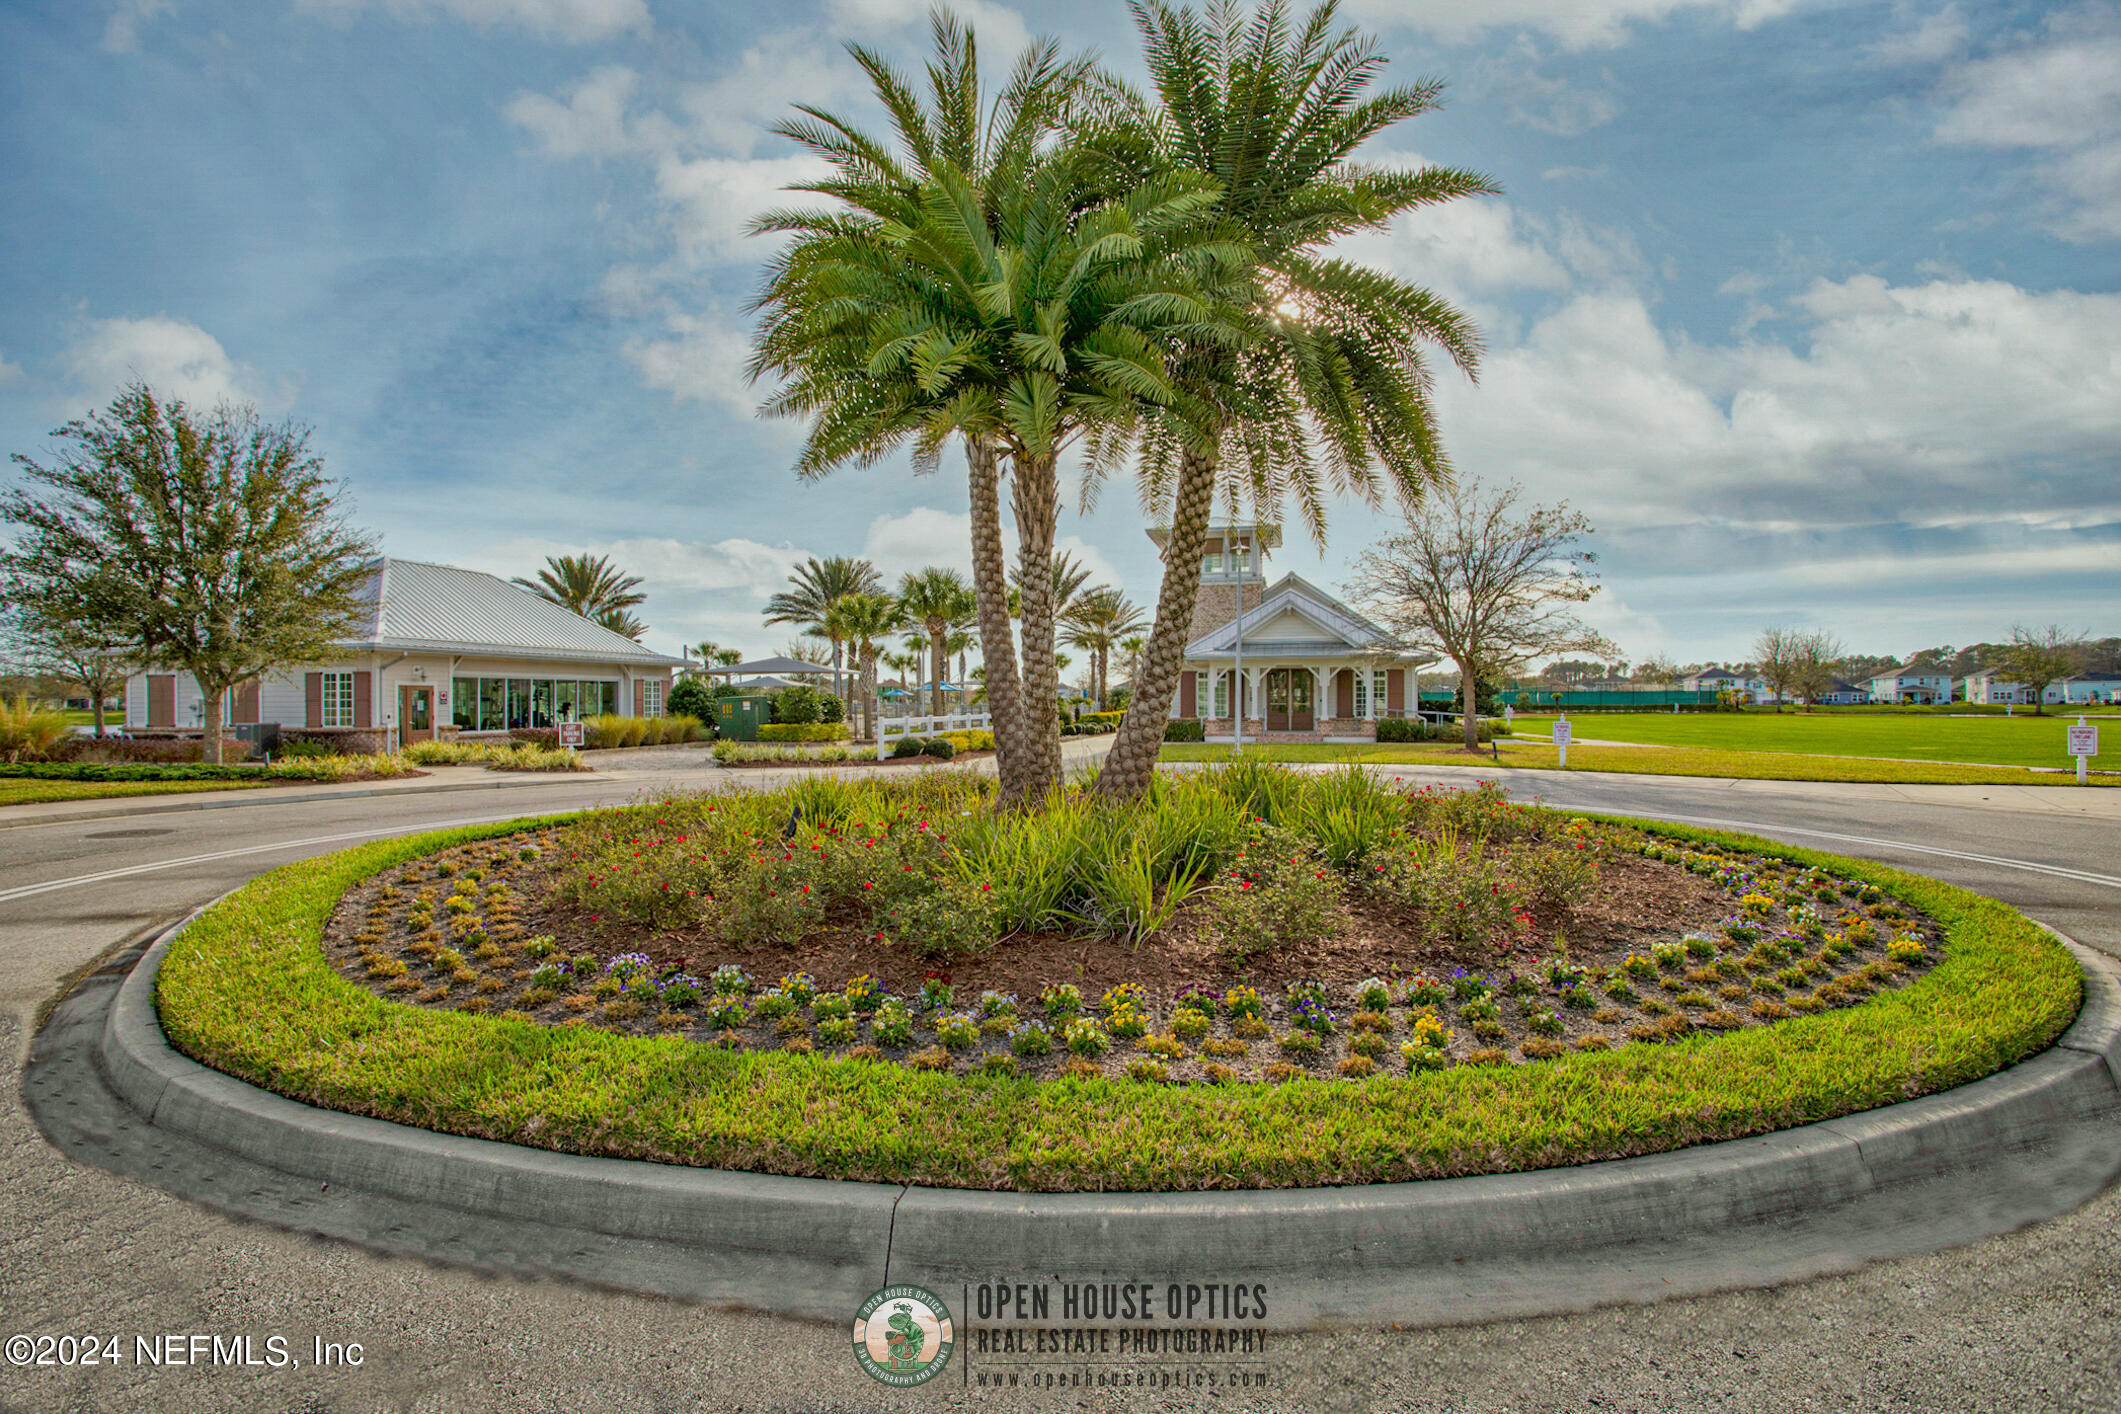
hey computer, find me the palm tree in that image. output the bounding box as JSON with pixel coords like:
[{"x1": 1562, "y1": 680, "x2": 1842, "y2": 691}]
[
  {"x1": 1118, "y1": 633, "x2": 1147, "y2": 692},
  {"x1": 514, "y1": 554, "x2": 649, "y2": 640},
  {"x1": 824, "y1": 591, "x2": 903, "y2": 740},
  {"x1": 749, "y1": 17, "x2": 1234, "y2": 803},
  {"x1": 763, "y1": 556, "x2": 883, "y2": 709},
  {"x1": 897, "y1": 566, "x2": 978, "y2": 718},
  {"x1": 1090, "y1": 0, "x2": 1495, "y2": 800},
  {"x1": 1063, "y1": 586, "x2": 1149, "y2": 709}
]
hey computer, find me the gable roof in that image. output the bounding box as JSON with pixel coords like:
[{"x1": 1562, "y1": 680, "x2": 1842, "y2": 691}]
[
  {"x1": 343, "y1": 559, "x2": 685, "y2": 668},
  {"x1": 1185, "y1": 573, "x2": 1431, "y2": 662}
]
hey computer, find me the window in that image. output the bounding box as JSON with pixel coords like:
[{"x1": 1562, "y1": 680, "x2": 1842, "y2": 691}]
[
  {"x1": 452, "y1": 677, "x2": 476, "y2": 730},
  {"x1": 1212, "y1": 673, "x2": 1230, "y2": 719},
  {"x1": 1353, "y1": 670, "x2": 1388, "y2": 718},
  {"x1": 639, "y1": 679, "x2": 665, "y2": 718},
  {"x1": 1202, "y1": 551, "x2": 1223, "y2": 575},
  {"x1": 321, "y1": 671, "x2": 356, "y2": 728}
]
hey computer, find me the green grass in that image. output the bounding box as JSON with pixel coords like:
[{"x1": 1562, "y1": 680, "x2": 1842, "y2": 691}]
[
  {"x1": 1160, "y1": 739, "x2": 2118, "y2": 786},
  {"x1": 154, "y1": 810, "x2": 2083, "y2": 1192},
  {"x1": 1506, "y1": 710, "x2": 2120, "y2": 770},
  {"x1": 0, "y1": 778, "x2": 267, "y2": 807}
]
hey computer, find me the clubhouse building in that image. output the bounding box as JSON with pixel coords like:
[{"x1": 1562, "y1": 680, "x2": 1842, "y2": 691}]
[
  {"x1": 1163, "y1": 523, "x2": 1436, "y2": 742},
  {"x1": 123, "y1": 558, "x2": 686, "y2": 748}
]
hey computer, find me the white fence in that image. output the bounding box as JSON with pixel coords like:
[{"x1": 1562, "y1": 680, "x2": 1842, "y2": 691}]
[{"x1": 876, "y1": 712, "x2": 992, "y2": 759}]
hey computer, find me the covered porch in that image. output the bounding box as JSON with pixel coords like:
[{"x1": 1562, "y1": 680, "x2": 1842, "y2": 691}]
[{"x1": 1181, "y1": 660, "x2": 1435, "y2": 742}]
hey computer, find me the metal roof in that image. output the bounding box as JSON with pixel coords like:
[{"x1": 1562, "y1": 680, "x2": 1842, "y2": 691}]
[
  {"x1": 343, "y1": 558, "x2": 686, "y2": 668},
  {"x1": 706, "y1": 655, "x2": 834, "y2": 676}
]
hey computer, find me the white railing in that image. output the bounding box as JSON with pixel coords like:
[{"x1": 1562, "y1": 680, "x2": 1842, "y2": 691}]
[{"x1": 876, "y1": 712, "x2": 992, "y2": 759}]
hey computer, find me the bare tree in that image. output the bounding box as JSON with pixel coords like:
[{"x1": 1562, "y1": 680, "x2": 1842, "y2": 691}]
[
  {"x1": 1788, "y1": 629, "x2": 1846, "y2": 711},
  {"x1": 1350, "y1": 481, "x2": 1615, "y2": 748},
  {"x1": 1994, "y1": 624, "x2": 2083, "y2": 715},
  {"x1": 1752, "y1": 627, "x2": 1806, "y2": 711}
]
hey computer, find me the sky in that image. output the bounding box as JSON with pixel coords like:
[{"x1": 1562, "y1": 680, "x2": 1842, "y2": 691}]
[{"x1": 1, "y1": 0, "x2": 2116, "y2": 669}]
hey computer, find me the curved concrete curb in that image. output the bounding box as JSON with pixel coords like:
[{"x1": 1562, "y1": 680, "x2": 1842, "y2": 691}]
[{"x1": 55, "y1": 919, "x2": 2121, "y2": 1329}]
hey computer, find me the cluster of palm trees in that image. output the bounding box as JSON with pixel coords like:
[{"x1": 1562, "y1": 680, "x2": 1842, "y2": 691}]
[
  {"x1": 750, "y1": 0, "x2": 1487, "y2": 804},
  {"x1": 758, "y1": 552, "x2": 1147, "y2": 737}
]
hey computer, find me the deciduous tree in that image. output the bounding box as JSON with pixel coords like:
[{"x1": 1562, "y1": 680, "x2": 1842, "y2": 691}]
[
  {"x1": 1994, "y1": 624, "x2": 2083, "y2": 715},
  {"x1": 1349, "y1": 480, "x2": 1613, "y2": 748}
]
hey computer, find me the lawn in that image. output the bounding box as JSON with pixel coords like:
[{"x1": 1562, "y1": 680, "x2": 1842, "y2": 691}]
[
  {"x1": 1505, "y1": 710, "x2": 2118, "y2": 771},
  {"x1": 1159, "y1": 738, "x2": 2118, "y2": 786},
  {"x1": 0, "y1": 778, "x2": 266, "y2": 807}
]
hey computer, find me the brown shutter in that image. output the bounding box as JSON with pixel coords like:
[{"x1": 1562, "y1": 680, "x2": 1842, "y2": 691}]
[
  {"x1": 1335, "y1": 670, "x2": 1354, "y2": 718},
  {"x1": 305, "y1": 673, "x2": 322, "y2": 728},
  {"x1": 235, "y1": 679, "x2": 261, "y2": 724},
  {"x1": 147, "y1": 675, "x2": 176, "y2": 727},
  {"x1": 1386, "y1": 670, "x2": 1405, "y2": 712},
  {"x1": 353, "y1": 671, "x2": 373, "y2": 727},
  {"x1": 1179, "y1": 672, "x2": 1197, "y2": 718}
]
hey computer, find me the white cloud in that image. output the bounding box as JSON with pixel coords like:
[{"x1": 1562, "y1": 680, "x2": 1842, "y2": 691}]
[
  {"x1": 1931, "y1": 5, "x2": 2121, "y2": 240},
  {"x1": 1349, "y1": 0, "x2": 1806, "y2": 51},
  {"x1": 503, "y1": 65, "x2": 639, "y2": 159},
  {"x1": 623, "y1": 307, "x2": 759, "y2": 414},
  {"x1": 102, "y1": 0, "x2": 171, "y2": 52},
  {"x1": 824, "y1": 0, "x2": 1029, "y2": 57},
  {"x1": 1873, "y1": 4, "x2": 1967, "y2": 65},
  {"x1": 294, "y1": 0, "x2": 649, "y2": 43},
  {"x1": 1433, "y1": 274, "x2": 2121, "y2": 535},
  {"x1": 60, "y1": 315, "x2": 285, "y2": 409}
]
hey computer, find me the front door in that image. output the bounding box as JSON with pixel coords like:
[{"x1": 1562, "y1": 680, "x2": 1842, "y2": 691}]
[
  {"x1": 399, "y1": 685, "x2": 435, "y2": 746},
  {"x1": 1265, "y1": 669, "x2": 1314, "y2": 732}
]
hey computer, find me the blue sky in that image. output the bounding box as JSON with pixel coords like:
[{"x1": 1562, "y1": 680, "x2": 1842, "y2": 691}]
[{"x1": 2, "y1": 0, "x2": 2116, "y2": 668}]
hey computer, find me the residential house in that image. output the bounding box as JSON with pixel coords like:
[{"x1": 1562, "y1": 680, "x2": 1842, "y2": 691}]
[
  {"x1": 1809, "y1": 678, "x2": 1869, "y2": 706},
  {"x1": 124, "y1": 557, "x2": 686, "y2": 748},
  {"x1": 1962, "y1": 669, "x2": 2031, "y2": 705},
  {"x1": 1681, "y1": 667, "x2": 1771, "y2": 702},
  {"x1": 1163, "y1": 522, "x2": 1435, "y2": 741},
  {"x1": 1865, "y1": 666, "x2": 1954, "y2": 704},
  {"x1": 2053, "y1": 673, "x2": 2121, "y2": 705}
]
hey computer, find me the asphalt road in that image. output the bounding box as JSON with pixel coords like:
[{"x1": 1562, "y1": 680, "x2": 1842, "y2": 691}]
[{"x1": 0, "y1": 760, "x2": 2116, "y2": 1413}]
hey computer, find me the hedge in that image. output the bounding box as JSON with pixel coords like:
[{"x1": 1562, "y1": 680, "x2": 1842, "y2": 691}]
[{"x1": 759, "y1": 723, "x2": 851, "y2": 743}]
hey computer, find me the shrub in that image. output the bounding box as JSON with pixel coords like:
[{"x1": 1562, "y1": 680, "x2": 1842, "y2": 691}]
[
  {"x1": 1206, "y1": 829, "x2": 1340, "y2": 962},
  {"x1": 891, "y1": 736, "x2": 926, "y2": 758},
  {"x1": 0, "y1": 697, "x2": 79, "y2": 762},
  {"x1": 877, "y1": 881, "x2": 1001, "y2": 956},
  {"x1": 922, "y1": 737, "x2": 956, "y2": 760},
  {"x1": 759, "y1": 723, "x2": 850, "y2": 742},
  {"x1": 1163, "y1": 719, "x2": 1206, "y2": 742},
  {"x1": 768, "y1": 685, "x2": 842, "y2": 726},
  {"x1": 1374, "y1": 717, "x2": 1428, "y2": 743}
]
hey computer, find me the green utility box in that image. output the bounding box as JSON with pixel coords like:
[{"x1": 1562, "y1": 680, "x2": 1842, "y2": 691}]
[{"x1": 715, "y1": 694, "x2": 772, "y2": 741}]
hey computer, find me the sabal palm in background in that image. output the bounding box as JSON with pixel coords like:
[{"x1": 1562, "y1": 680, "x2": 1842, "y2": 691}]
[
  {"x1": 897, "y1": 566, "x2": 978, "y2": 716},
  {"x1": 1063, "y1": 586, "x2": 1149, "y2": 709},
  {"x1": 823, "y1": 591, "x2": 904, "y2": 737},
  {"x1": 513, "y1": 553, "x2": 649, "y2": 641},
  {"x1": 763, "y1": 556, "x2": 883, "y2": 711}
]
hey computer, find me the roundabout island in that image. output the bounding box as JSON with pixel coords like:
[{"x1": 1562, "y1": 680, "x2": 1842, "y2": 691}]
[{"x1": 29, "y1": 766, "x2": 2121, "y2": 1328}]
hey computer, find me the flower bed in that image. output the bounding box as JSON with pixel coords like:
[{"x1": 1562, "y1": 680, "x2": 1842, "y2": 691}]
[
  {"x1": 305, "y1": 772, "x2": 1956, "y2": 1080},
  {"x1": 151, "y1": 767, "x2": 2082, "y2": 1190}
]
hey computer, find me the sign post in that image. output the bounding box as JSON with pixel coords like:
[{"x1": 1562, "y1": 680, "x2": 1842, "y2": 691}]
[
  {"x1": 2067, "y1": 717, "x2": 2097, "y2": 785},
  {"x1": 1552, "y1": 714, "x2": 1572, "y2": 768},
  {"x1": 558, "y1": 720, "x2": 585, "y2": 757}
]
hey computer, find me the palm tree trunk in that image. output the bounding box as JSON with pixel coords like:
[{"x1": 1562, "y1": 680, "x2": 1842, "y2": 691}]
[
  {"x1": 1094, "y1": 443, "x2": 1219, "y2": 801},
  {"x1": 1011, "y1": 450, "x2": 1063, "y2": 800},
  {"x1": 929, "y1": 625, "x2": 947, "y2": 719},
  {"x1": 964, "y1": 436, "x2": 1029, "y2": 799}
]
